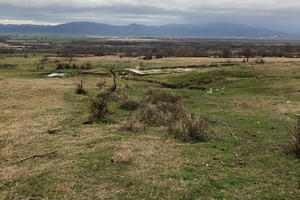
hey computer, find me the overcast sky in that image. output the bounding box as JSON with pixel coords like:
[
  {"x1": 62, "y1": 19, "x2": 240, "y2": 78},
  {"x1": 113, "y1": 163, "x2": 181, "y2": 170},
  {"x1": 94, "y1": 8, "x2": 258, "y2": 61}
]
[{"x1": 0, "y1": 0, "x2": 299, "y2": 32}]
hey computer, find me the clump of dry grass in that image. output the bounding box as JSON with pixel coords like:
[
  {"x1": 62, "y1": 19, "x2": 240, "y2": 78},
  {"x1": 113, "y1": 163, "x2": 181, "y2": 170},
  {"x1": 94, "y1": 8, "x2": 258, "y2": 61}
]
[
  {"x1": 134, "y1": 88, "x2": 185, "y2": 126},
  {"x1": 137, "y1": 104, "x2": 167, "y2": 126},
  {"x1": 119, "y1": 114, "x2": 145, "y2": 132},
  {"x1": 119, "y1": 98, "x2": 141, "y2": 111},
  {"x1": 146, "y1": 88, "x2": 183, "y2": 104},
  {"x1": 75, "y1": 80, "x2": 87, "y2": 95},
  {"x1": 110, "y1": 148, "x2": 133, "y2": 164},
  {"x1": 96, "y1": 90, "x2": 114, "y2": 101},
  {"x1": 119, "y1": 88, "x2": 209, "y2": 143},
  {"x1": 137, "y1": 102, "x2": 184, "y2": 126},
  {"x1": 287, "y1": 117, "x2": 300, "y2": 158},
  {"x1": 167, "y1": 113, "x2": 208, "y2": 142}
]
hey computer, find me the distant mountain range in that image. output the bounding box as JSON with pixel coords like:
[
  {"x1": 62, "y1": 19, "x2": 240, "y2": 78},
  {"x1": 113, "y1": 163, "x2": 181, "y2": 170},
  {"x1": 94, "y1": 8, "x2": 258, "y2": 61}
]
[{"x1": 0, "y1": 22, "x2": 298, "y2": 38}]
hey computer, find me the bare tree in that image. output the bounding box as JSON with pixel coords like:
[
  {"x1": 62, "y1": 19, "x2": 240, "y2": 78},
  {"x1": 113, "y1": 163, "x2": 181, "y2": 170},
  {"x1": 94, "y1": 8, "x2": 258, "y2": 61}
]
[
  {"x1": 242, "y1": 47, "x2": 252, "y2": 62},
  {"x1": 99, "y1": 63, "x2": 120, "y2": 92}
]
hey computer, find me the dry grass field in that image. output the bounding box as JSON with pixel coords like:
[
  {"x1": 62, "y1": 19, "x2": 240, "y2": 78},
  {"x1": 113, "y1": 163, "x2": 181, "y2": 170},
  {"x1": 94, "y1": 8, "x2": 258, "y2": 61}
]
[{"x1": 0, "y1": 55, "x2": 300, "y2": 199}]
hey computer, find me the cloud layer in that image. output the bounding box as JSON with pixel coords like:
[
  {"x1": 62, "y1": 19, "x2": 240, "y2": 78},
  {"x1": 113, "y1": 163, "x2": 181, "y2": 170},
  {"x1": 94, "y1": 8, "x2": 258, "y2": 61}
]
[{"x1": 0, "y1": 0, "x2": 299, "y2": 32}]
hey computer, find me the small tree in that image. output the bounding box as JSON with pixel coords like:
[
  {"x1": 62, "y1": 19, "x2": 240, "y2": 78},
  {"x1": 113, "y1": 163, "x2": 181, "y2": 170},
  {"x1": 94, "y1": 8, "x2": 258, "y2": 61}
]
[
  {"x1": 99, "y1": 63, "x2": 119, "y2": 92},
  {"x1": 242, "y1": 47, "x2": 252, "y2": 62}
]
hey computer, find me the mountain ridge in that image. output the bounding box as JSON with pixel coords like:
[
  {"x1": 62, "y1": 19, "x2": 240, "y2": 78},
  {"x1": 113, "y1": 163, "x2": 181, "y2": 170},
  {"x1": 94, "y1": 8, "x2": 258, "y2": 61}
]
[{"x1": 0, "y1": 21, "x2": 297, "y2": 38}]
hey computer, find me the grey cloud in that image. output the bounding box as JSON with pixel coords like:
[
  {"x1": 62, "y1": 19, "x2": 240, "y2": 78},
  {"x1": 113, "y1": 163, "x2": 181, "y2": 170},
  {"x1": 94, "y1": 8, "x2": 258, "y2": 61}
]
[{"x1": 0, "y1": 0, "x2": 299, "y2": 32}]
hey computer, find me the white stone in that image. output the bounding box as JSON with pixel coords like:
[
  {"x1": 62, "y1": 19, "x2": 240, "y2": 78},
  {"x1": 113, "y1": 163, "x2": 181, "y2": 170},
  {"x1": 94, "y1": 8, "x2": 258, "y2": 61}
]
[{"x1": 47, "y1": 73, "x2": 65, "y2": 78}]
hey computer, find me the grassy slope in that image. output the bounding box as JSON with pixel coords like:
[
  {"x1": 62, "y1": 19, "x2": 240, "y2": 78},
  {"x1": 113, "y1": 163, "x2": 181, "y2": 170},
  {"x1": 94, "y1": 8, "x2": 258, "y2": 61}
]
[{"x1": 0, "y1": 56, "x2": 299, "y2": 199}]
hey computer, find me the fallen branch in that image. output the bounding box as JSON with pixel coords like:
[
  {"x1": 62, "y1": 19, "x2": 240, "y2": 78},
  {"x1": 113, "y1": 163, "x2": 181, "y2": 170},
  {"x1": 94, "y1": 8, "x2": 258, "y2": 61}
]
[
  {"x1": 207, "y1": 119, "x2": 239, "y2": 141},
  {"x1": 14, "y1": 151, "x2": 58, "y2": 164}
]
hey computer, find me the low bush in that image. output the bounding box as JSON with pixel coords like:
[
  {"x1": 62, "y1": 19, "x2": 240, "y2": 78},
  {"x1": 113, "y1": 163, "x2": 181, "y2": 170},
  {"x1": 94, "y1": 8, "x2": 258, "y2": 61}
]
[
  {"x1": 75, "y1": 80, "x2": 87, "y2": 95},
  {"x1": 56, "y1": 62, "x2": 78, "y2": 70},
  {"x1": 167, "y1": 113, "x2": 207, "y2": 142},
  {"x1": 96, "y1": 90, "x2": 114, "y2": 101},
  {"x1": 89, "y1": 97, "x2": 109, "y2": 120},
  {"x1": 65, "y1": 63, "x2": 71, "y2": 69},
  {"x1": 120, "y1": 114, "x2": 144, "y2": 132},
  {"x1": 137, "y1": 104, "x2": 167, "y2": 125},
  {"x1": 75, "y1": 85, "x2": 87, "y2": 95},
  {"x1": 119, "y1": 98, "x2": 141, "y2": 111},
  {"x1": 137, "y1": 102, "x2": 184, "y2": 126},
  {"x1": 146, "y1": 88, "x2": 182, "y2": 104},
  {"x1": 0, "y1": 63, "x2": 17, "y2": 69},
  {"x1": 81, "y1": 62, "x2": 92, "y2": 70},
  {"x1": 56, "y1": 63, "x2": 64, "y2": 70},
  {"x1": 157, "y1": 102, "x2": 184, "y2": 120}
]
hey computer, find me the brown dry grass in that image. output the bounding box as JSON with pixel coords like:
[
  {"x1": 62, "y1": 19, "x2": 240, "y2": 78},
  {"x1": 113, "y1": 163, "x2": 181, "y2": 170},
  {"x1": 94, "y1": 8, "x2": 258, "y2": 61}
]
[
  {"x1": 1, "y1": 56, "x2": 300, "y2": 199},
  {"x1": 0, "y1": 77, "x2": 73, "y2": 198},
  {"x1": 0, "y1": 42, "x2": 11, "y2": 48},
  {"x1": 53, "y1": 55, "x2": 300, "y2": 65},
  {"x1": 0, "y1": 74, "x2": 138, "y2": 199},
  {"x1": 110, "y1": 145, "x2": 134, "y2": 164}
]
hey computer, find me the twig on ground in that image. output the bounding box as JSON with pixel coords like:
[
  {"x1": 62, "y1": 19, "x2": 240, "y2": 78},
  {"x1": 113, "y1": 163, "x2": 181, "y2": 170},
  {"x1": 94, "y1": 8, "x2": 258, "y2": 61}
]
[{"x1": 14, "y1": 151, "x2": 58, "y2": 164}]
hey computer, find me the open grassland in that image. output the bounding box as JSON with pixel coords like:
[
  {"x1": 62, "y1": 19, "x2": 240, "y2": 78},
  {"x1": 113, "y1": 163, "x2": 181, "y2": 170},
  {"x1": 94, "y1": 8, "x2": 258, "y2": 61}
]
[{"x1": 0, "y1": 55, "x2": 300, "y2": 199}]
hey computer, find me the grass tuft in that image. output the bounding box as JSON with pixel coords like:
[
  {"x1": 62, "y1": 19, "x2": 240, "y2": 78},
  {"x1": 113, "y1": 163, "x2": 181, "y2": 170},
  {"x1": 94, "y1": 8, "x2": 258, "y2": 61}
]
[
  {"x1": 120, "y1": 114, "x2": 145, "y2": 132},
  {"x1": 287, "y1": 117, "x2": 300, "y2": 158},
  {"x1": 119, "y1": 98, "x2": 141, "y2": 111},
  {"x1": 167, "y1": 113, "x2": 208, "y2": 142},
  {"x1": 146, "y1": 88, "x2": 183, "y2": 104}
]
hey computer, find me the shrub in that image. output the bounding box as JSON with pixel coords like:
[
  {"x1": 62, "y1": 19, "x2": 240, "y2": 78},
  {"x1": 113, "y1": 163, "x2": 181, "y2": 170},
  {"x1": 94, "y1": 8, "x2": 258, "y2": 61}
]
[
  {"x1": 96, "y1": 90, "x2": 114, "y2": 101},
  {"x1": 0, "y1": 63, "x2": 17, "y2": 69},
  {"x1": 119, "y1": 98, "x2": 141, "y2": 111},
  {"x1": 167, "y1": 113, "x2": 207, "y2": 142},
  {"x1": 287, "y1": 117, "x2": 300, "y2": 158},
  {"x1": 120, "y1": 114, "x2": 144, "y2": 132},
  {"x1": 75, "y1": 85, "x2": 87, "y2": 95},
  {"x1": 64, "y1": 63, "x2": 71, "y2": 69},
  {"x1": 56, "y1": 63, "x2": 64, "y2": 70},
  {"x1": 75, "y1": 80, "x2": 87, "y2": 95},
  {"x1": 137, "y1": 104, "x2": 165, "y2": 125},
  {"x1": 85, "y1": 62, "x2": 92, "y2": 69},
  {"x1": 81, "y1": 62, "x2": 92, "y2": 70},
  {"x1": 157, "y1": 102, "x2": 184, "y2": 120},
  {"x1": 89, "y1": 97, "x2": 109, "y2": 120},
  {"x1": 146, "y1": 88, "x2": 182, "y2": 104},
  {"x1": 137, "y1": 102, "x2": 184, "y2": 126},
  {"x1": 72, "y1": 63, "x2": 78, "y2": 69}
]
